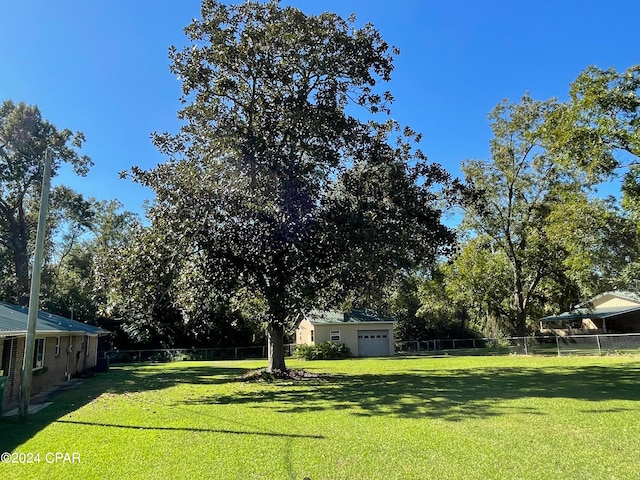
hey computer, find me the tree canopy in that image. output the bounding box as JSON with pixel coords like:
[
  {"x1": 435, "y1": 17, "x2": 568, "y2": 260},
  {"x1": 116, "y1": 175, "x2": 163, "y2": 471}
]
[
  {"x1": 447, "y1": 65, "x2": 640, "y2": 337},
  {"x1": 548, "y1": 65, "x2": 639, "y2": 180},
  {"x1": 0, "y1": 100, "x2": 92, "y2": 305},
  {"x1": 121, "y1": 0, "x2": 454, "y2": 370},
  {"x1": 3, "y1": 12, "x2": 636, "y2": 352}
]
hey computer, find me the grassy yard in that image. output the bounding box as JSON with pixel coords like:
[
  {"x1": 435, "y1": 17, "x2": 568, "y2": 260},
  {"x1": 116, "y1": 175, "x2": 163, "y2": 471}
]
[{"x1": 1, "y1": 355, "x2": 640, "y2": 479}]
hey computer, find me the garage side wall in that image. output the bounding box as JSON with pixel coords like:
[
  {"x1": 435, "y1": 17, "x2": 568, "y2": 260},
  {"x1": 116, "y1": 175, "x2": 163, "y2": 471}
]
[
  {"x1": 295, "y1": 319, "x2": 315, "y2": 345},
  {"x1": 337, "y1": 326, "x2": 360, "y2": 356},
  {"x1": 313, "y1": 324, "x2": 332, "y2": 344},
  {"x1": 313, "y1": 323, "x2": 396, "y2": 356}
]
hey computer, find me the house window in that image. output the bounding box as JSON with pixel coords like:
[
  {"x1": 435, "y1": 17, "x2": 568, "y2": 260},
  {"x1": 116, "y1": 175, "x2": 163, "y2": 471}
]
[
  {"x1": 54, "y1": 336, "x2": 61, "y2": 356},
  {"x1": 330, "y1": 330, "x2": 341, "y2": 342},
  {"x1": 33, "y1": 338, "x2": 45, "y2": 369},
  {"x1": 85, "y1": 337, "x2": 90, "y2": 357},
  {"x1": 310, "y1": 330, "x2": 314, "y2": 342}
]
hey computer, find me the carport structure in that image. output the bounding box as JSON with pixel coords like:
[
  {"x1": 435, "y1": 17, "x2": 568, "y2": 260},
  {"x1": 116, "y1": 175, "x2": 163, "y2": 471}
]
[{"x1": 538, "y1": 291, "x2": 640, "y2": 334}]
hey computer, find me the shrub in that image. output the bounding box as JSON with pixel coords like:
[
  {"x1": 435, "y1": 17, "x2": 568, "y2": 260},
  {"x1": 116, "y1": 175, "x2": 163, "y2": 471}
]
[
  {"x1": 294, "y1": 341, "x2": 352, "y2": 360},
  {"x1": 108, "y1": 351, "x2": 135, "y2": 363}
]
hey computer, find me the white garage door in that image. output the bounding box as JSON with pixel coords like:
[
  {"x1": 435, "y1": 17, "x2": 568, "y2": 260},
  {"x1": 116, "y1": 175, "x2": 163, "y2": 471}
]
[{"x1": 357, "y1": 330, "x2": 390, "y2": 357}]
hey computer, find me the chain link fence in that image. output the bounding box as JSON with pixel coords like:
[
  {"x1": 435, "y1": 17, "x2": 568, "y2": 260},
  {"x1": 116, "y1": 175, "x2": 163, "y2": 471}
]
[
  {"x1": 396, "y1": 333, "x2": 640, "y2": 356},
  {"x1": 106, "y1": 344, "x2": 298, "y2": 364},
  {"x1": 105, "y1": 333, "x2": 640, "y2": 364}
]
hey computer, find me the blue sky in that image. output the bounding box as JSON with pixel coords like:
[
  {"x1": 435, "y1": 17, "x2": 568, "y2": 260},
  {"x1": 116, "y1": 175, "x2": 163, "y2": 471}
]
[{"x1": 2, "y1": 0, "x2": 639, "y2": 216}]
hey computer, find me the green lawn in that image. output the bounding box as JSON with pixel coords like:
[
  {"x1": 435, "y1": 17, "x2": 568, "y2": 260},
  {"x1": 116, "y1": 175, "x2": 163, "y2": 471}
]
[{"x1": 1, "y1": 355, "x2": 639, "y2": 479}]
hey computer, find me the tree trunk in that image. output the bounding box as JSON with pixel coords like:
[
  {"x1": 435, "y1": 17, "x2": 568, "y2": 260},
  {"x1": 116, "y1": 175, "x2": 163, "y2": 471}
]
[
  {"x1": 266, "y1": 322, "x2": 287, "y2": 372},
  {"x1": 511, "y1": 262, "x2": 527, "y2": 337},
  {"x1": 8, "y1": 214, "x2": 30, "y2": 306},
  {"x1": 515, "y1": 309, "x2": 527, "y2": 338}
]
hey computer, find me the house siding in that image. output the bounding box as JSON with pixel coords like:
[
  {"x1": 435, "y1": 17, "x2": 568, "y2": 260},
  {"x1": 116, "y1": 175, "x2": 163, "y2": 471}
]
[
  {"x1": 296, "y1": 319, "x2": 315, "y2": 345},
  {"x1": 594, "y1": 295, "x2": 640, "y2": 309},
  {"x1": 330, "y1": 326, "x2": 359, "y2": 354},
  {"x1": 86, "y1": 335, "x2": 98, "y2": 369},
  {"x1": 312, "y1": 324, "x2": 332, "y2": 344}
]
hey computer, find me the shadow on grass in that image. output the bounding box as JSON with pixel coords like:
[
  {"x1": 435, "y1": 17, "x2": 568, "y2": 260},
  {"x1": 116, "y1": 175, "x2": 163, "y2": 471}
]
[
  {"x1": 55, "y1": 419, "x2": 324, "y2": 439},
  {"x1": 4, "y1": 360, "x2": 640, "y2": 454},
  {"x1": 0, "y1": 363, "x2": 247, "y2": 454},
  {"x1": 179, "y1": 363, "x2": 640, "y2": 421}
]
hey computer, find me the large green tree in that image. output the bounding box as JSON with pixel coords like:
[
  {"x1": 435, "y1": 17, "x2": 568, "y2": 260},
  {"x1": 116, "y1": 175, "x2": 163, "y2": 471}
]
[
  {"x1": 443, "y1": 235, "x2": 515, "y2": 336},
  {"x1": 546, "y1": 64, "x2": 640, "y2": 293},
  {"x1": 453, "y1": 67, "x2": 640, "y2": 335},
  {"x1": 0, "y1": 100, "x2": 91, "y2": 305},
  {"x1": 548, "y1": 65, "x2": 639, "y2": 181},
  {"x1": 126, "y1": 0, "x2": 454, "y2": 370},
  {"x1": 545, "y1": 192, "x2": 638, "y2": 297},
  {"x1": 455, "y1": 96, "x2": 584, "y2": 335},
  {"x1": 392, "y1": 272, "x2": 472, "y2": 341},
  {"x1": 41, "y1": 199, "x2": 138, "y2": 323}
]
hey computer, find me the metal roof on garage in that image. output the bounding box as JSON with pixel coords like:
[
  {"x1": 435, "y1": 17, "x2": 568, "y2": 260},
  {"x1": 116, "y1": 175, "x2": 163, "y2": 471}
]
[
  {"x1": 307, "y1": 309, "x2": 396, "y2": 324},
  {"x1": 0, "y1": 302, "x2": 107, "y2": 336}
]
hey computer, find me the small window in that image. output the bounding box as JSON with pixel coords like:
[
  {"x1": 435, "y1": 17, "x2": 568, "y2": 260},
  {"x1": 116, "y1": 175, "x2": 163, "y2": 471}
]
[
  {"x1": 310, "y1": 330, "x2": 314, "y2": 342},
  {"x1": 330, "y1": 330, "x2": 341, "y2": 342},
  {"x1": 33, "y1": 338, "x2": 45, "y2": 369},
  {"x1": 85, "y1": 337, "x2": 90, "y2": 357},
  {"x1": 54, "y1": 336, "x2": 61, "y2": 356}
]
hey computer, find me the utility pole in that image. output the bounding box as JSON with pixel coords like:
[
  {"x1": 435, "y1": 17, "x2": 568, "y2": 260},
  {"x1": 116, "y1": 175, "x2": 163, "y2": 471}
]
[{"x1": 18, "y1": 147, "x2": 52, "y2": 420}]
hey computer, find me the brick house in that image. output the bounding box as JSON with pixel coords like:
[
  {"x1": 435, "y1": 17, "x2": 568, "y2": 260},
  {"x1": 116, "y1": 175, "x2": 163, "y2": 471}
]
[{"x1": 0, "y1": 302, "x2": 108, "y2": 412}]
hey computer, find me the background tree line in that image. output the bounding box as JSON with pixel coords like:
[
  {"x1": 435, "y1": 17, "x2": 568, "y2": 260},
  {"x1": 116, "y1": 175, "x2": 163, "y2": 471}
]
[{"x1": 1, "y1": 2, "x2": 638, "y2": 366}]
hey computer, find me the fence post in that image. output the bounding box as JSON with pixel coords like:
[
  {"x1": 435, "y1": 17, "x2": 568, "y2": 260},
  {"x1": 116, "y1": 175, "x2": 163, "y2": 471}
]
[
  {"x1": 523, "y1": 336, "x2": 528, "y2": 355},
  {"x1": 555, "y1": 335, "x2": 560, "y2": 357},
  {"x1": 596, "y1": 335, "x2": 601, "y2": 354},
  {"x1": 452, "y1": 339, "x2": 456, "y2": 350},
  {"x1": 417, "y1": 341, "x2": 421, "y2": 354}
]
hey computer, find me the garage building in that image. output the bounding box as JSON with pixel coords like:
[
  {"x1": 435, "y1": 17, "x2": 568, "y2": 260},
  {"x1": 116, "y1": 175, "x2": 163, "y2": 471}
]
[{"x1": 295, "y1": 309, "x2": 396, "y2": 357}]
